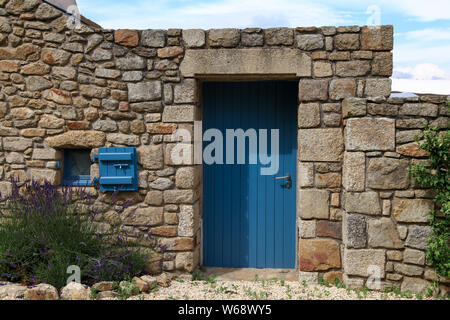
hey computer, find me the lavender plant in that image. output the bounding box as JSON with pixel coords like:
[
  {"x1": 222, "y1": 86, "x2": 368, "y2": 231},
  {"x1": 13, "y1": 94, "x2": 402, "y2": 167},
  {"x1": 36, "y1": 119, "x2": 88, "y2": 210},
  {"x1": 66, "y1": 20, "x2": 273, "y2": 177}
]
[{"x1": 0, "y1": 179, "x2": 148, "y2": 288}]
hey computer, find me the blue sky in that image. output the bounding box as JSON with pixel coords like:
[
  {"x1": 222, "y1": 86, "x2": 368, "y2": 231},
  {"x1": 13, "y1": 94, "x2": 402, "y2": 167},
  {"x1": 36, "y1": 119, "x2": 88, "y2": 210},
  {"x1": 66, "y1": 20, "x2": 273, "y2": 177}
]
[{"x1": 76, "y1": 0, "x2": 450, "y2": 86}]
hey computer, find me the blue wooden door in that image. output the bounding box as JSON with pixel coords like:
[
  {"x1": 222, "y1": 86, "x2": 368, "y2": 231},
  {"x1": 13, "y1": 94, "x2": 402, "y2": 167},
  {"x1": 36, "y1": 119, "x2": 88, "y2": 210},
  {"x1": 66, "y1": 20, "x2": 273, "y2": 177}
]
[{"x1": 203, "y1": 81, "x2": 297, "y2": 269}]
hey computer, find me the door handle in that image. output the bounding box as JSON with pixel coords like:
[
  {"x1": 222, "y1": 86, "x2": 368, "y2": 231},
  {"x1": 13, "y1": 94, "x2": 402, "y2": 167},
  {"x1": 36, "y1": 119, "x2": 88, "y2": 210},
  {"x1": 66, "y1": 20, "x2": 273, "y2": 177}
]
[{"x1": 276, "y1": 174, "x2": 292, "y2": 189}]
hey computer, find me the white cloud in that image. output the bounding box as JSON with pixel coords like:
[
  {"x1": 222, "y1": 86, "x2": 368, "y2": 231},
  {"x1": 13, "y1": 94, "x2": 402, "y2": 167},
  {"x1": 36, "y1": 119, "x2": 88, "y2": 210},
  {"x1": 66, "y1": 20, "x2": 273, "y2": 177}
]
[
  {"x1": 77, "y1": 0, "x2": 347, "y2": 29},
  {"x1": 399, "y1": 28, "x2": 450, "y2": 42},
  {"x1": 392, "y1": 79, "x2": 450, "y2": 94},
  {"x1": 387, "y1": 0, "x2": 450, "y2": 22},
  {"x1": 394, "y1": 64, "x2": 449, "y2": 80}
]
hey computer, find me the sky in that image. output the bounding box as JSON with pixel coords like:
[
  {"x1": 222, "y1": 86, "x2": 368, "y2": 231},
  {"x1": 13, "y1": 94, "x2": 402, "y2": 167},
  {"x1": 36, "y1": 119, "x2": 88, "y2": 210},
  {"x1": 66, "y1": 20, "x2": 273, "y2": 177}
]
[{"x1": 76, "y1": 0, "x2": 450, "y2": 94}]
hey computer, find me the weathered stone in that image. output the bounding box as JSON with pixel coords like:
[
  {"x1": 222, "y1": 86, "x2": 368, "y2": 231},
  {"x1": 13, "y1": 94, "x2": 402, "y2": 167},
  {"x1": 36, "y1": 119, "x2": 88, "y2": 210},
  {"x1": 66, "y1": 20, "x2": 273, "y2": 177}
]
[
  {"x1": 329, "y1": 79, "x2": 356, "y2": 101},
  {"x1": 298, "y1": 79, "x2": 328, "y2": 102},
  {"x1": 394, "y1": 263, "x2": 424, "y2": 277},
  {"x1": 176, "y1": 167, "x2": 199, "y2": 189},
  {"x1": 298, "y1": 103, "x2": 320, "y2": 128},
  {"x1": 180, "y1": 48, "x2": 311, "y2": 77},
  {"x1": 372, "y1": 52, "x2": 393, "y2": 76},
  {"x1": 21, "y1": 62, "x2": 50, "y2": 75},
  {"x1": 157, "y1": 46, "x2": 183, "y2": 58},
  {"x1": 43, "y1": 88, "x2": 72, "y2": 105},
  {"x1": 343, "y1": 249, "x2": 385, "y2": 277},
  {"x1": 298, "y1": 190, "x2": 329, "y2": 219},
  {"x1": 399, "y1": 103, "x2": 438, "y2": 117},
  {"x1": 106, "y1": 133, "x2": 139, "y2": 146},
  {"x1": 182, "y1": 29, "x2": 205, "y2": 48},
  {"x1": 296, "y1": 34, "x2": 324, "y2": 50},
  {"x1": 30, "y1": 169, "x2": 60, "y2": 184},
  {"x1": 141, "y1": 29, "x2": 166, "y2": 47},
  {"x1": 298, "y1": 128, "x2": 344, "y2": 162},
  {"x1": 317, "y1": 220, "x2": 342, "y2": 239},
  {"x1": 149, "y1": 178, "x2": 173, "y2": 191},
  {"x1": 0, "y1": 284, "x2": 26, "y2": 300},
  {"x1": 315, "y1": 173, "x2": 341, "y2": 188},
  {"x1": 23, "y1": 284, "x2": 58, "y2": 300},
  {"x1": 41, "y1": 48, "x2": 71, "y2": 66},
  {"x1": 401, "y1": 277, "x2": 430, "y2": 294},
  {"x1": 137, "y1": 145, "x2": 163, "y2": 170},
  {"x1": 95, "y1": 68, "x2": 121, "y2": 79},
  {"x1": 175, "y1": 252, "x2": 196, "y2": 272},
  {"x1": 403, "y1": 248, "x2": 425, "y2": 265},
  {"x1": 114, "y1": 29, "x2": 139, "y2": 47},
  {"x1": 162, "y1": 105, "x2": 196, "y2": 122},
  {"x1": 45, "y1": 131, "x2": 106, "y2": 148},
  {"x1": 336, "y1": 61, "x2": 371, "y2": 77},
  {"x1": 299, "y1": 239, "x2": 341, "y2": 271},
  {"x1": 343, "y1": 214, "x2": 367, "y2": 248},
  {"x1": 158, "y1": 237, "x2": 194, "y2": 251},
  {"x1": 396, "y1": 142, "x2": 427, "y2": 158},
  {"x1": 60, "y1": 282, "x2": 90, "y2": 300},
  {"x1": 334, "y1": 33, "x2": 360, "y2": 50},
  {"x1": 92, "y1": 120, "x2": 117, "y2": 132},
  {"x1": 342, "y1": 98, "x2": 366, "y2": 118},
  {"x1": 241, "y1": 32, "x2": 263, "y2": 47},
  {"x1": 405, "y1": 225, "x2": 432, "y2": 250},
  {"x1": 299, "y1": 220, "x2": 316, "y2": 239},
  {"x1": 174, "y1": 79, "x2": 196, "y2": 104},
  {"x1": 116, "y1": 55, "x2": 146, "y2": 70},
  {"x1": 342, "y1": 152, "x2": 365, "y2": 192},
  {"x1": 368, "y1": 218, "x2": 403, "y2": 249},
  {"x1": 164, "y1": 190, "x2": 196, "y2": 204},
  {"x1": 92, "y1": 282, "x2": 116, "y2": 292},
  {"x1": 367, "y1": 158, "x2": 410, "y2": 189},
  {"x1": 345, "y1": 192, "x2": 381, "y2": 215},
  {"x1": 178, "y1": 203, "x2": 199, "y2": 237},
  {"x1": 265, "y1": 28, "x2": 293, "y2": 45},
  {"x1": 3, "y1": 137, "x2": 32, "y2": 151},
  {"x1": 365, "y1": 78, "x2": 392, "y2": 97},
  {"x1": 393, "y1": 198, "x2": 433, "y2": 223},
  {"x1": 10, "y1": 107, "x2": 35, "y2": 120},
  {"x1": 128, "y1": 82, "x2": 162, "y2": 102},
  {"x1": 345, "y1": 118, "x2": 395, "y2": 151},
  {"x1": 361, "y1": 26, "x2": 393, "y2": 51},
  {"x1": 6, "y1": 152, "x2": 25, "y2": 164},
  {"x1": 396, "y1": 130, "x2": 424, "y2": 144},
  {"x1": 26, "y1": 76, "x2": 53, "y2": 91},
  {"x1": 313, "y1": 61, "x2": 333, "y2": 77},
  {"x1": 208, "y1": 29, "x2": 240, "y2": 47},
  {"x1": 122, "y1": 206, "x2": 163, "y2": 226},
  {"x1": 298, "y1": 162, "x2": 314, "y2": 187}
]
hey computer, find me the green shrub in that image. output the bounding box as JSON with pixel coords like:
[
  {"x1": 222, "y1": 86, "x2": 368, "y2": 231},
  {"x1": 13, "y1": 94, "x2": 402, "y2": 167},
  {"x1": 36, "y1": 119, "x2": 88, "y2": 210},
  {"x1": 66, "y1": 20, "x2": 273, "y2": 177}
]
[
  {"x1": 0, "y1": 180, "x2": 149, "y2": 288},
  {"x1": 409, "y1": 107, "x2": 449, "y2": 279}
]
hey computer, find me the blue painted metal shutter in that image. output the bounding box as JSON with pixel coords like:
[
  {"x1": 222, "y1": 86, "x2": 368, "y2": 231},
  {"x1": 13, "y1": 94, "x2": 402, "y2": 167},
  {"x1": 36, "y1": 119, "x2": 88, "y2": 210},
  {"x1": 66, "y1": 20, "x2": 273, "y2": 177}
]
[
  {"x1": 94, "y1": 147, "x2": 138, "y2": 191},
  {"x1": 203, "y1": 81, "x2": 298, "y2": 269}
]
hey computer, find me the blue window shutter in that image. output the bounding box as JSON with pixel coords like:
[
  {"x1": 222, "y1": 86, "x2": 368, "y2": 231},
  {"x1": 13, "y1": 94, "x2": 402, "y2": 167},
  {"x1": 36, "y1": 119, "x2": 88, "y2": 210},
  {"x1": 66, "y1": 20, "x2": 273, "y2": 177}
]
[{"x1": 93, "y1": 147, "x2": 138, "y2": 191}]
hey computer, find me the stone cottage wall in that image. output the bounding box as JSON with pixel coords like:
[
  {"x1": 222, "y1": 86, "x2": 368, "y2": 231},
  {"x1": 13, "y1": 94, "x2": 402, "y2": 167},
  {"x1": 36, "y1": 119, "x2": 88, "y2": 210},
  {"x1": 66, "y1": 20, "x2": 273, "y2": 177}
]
[
  {"x1": 0, "y1": 0, "x2": 448, "y2": 292},
  {"x1": 340, "y1": 94, "x2": 449, "y2": 293}
]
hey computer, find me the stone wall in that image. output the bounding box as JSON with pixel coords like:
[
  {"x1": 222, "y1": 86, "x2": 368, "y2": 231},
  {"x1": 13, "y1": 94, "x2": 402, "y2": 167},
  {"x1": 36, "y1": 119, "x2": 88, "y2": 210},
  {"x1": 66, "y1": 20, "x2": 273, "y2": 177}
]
[
  {"x1": 0, "y1": 0, "x2": 448, "y2": 292},
  {"x1": 340, "y1": 94, "x2": 449, "y2": 293}
]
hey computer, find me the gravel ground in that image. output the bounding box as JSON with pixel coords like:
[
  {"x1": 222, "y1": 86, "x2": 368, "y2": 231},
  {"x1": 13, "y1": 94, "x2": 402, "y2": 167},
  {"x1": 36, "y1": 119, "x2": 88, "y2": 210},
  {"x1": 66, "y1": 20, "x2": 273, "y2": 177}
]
[{"x1": 127, "y1": 277, "x2": 432, "y2": 300}]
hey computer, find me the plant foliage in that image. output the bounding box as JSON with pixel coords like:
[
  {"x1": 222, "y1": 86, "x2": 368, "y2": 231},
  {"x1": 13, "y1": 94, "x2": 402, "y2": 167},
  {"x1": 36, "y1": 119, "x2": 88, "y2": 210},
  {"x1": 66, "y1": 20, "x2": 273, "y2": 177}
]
[{"x1": 409, "y1": 105, "x2": 449, "y2": 278}]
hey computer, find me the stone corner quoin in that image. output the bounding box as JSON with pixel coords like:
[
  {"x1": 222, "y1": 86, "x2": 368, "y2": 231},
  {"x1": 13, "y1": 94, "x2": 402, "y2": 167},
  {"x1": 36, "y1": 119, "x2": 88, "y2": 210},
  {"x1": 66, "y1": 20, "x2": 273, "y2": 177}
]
[{"x1": 0, "y1": 0, "x2": 448, "y2": 293}]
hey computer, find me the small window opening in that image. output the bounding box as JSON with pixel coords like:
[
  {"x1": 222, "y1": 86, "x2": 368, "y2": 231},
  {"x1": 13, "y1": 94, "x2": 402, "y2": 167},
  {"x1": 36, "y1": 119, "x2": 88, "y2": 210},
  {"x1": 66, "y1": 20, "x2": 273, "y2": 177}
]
[{"x1": 62, "y1": 149, "x2": 92, "y2": 186}]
